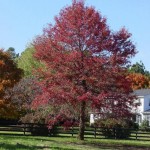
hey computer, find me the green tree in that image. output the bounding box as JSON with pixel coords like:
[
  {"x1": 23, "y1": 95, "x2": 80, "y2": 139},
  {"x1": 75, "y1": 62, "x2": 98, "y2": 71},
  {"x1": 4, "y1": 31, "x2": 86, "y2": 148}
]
[
  {"x1": 6, "y1": 47, "x2": 19, "y2": 59},
  {"x1": 17, "y1": 46, "x2": 42, "y2": 77},
  {"x1": 129, "y1": 61, "x2": 150, "y2": 77}
]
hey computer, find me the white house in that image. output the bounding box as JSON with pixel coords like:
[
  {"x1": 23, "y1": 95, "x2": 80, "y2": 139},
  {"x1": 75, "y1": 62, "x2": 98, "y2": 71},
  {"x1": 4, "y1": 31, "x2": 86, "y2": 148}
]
[
  {"x1": 133, "y1": 89, "x2": 150, "y2": 125},
  {"x1": 90, "y1": 89, "x2": 150, "y2": 126}
]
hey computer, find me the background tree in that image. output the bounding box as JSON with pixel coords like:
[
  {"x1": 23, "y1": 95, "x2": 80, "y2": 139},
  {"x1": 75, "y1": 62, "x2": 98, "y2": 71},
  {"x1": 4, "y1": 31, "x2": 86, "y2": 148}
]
[
  {"x1": 5, "y1": 77, "x2": 49, "y2": 123},
  {"x1": 5, "y1": 78, "x2": 38, "y2": 114},
  {"x1": 129, "y1": 61, "x2": 150, "y2": 77},
  {"x1": 33, "y1": 0, "x2": 136, "y2": 140},
  {"x1": 127, "y1": 73, "x2": 150, "y2": 90},
  {"x1": 6, "y1": 47, "x2": 19, "y2": 60},
  {"x1": 17, "y1": 46, "x2": 43, "y2": 77},
  {"x1": 0, "y1": 49, "x2": 23, "y2": 119},
  {"x1": 128, "y1": 61, "x2": 150, "y2": 89}
]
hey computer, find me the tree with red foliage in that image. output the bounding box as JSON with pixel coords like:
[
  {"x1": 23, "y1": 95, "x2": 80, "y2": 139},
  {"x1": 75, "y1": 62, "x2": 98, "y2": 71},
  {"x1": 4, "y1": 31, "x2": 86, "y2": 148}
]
[{"x1": 33, "y1": 0, "x2": 136, "y2": 140}]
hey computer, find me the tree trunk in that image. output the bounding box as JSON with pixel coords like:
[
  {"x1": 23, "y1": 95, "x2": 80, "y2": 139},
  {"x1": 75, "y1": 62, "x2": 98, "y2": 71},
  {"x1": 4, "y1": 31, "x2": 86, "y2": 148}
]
[{"x1": 78, "y1": 100, "x2": 86, "y2": 140}]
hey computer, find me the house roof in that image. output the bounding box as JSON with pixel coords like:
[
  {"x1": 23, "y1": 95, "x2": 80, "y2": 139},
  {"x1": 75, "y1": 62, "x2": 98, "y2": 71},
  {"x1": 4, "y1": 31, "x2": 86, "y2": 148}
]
[
  {"x1": 134, "y1": 89, "x2": 150, "y2": 96},
  {"x1": 143, "y1": 109, "x2": 150, "y2": 114},
  {"x1": 144, "y1": 109, "x2": 150, "y2": 112}
]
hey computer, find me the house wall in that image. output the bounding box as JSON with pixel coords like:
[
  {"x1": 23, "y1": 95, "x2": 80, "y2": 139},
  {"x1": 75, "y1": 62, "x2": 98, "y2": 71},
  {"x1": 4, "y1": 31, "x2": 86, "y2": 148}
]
[
  {"x1": 134, "y1": 95, "x2": 150, "y2": 124},
  {"x1": 131, "y1": 96, "x2": 144, "y2": 124},
  {"x1": 89, "y1": 95, "x2": 150, "y2": 125},
  {"x1": 90, "y1": 114, "x2": 94, "y2": 125},
  {"x1": 132, "y1": 96, "x2": 144, "y2": 114},
  {"x1": 137, "y1": 96, "x2": 144, "y2": 113}
]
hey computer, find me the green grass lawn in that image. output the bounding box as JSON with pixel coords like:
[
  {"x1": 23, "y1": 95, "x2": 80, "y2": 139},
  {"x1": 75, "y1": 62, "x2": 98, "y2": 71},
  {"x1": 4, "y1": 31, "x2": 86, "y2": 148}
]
[{"x1": 0, "y1": 134, "x2": 150, "y2": 150}]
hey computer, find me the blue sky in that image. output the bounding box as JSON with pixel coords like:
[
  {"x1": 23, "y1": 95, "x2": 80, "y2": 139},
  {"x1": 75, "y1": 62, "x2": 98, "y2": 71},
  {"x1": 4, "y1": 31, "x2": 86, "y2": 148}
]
[{"x1": 0, "y1": 0, "x2": 150, "y2": 70}]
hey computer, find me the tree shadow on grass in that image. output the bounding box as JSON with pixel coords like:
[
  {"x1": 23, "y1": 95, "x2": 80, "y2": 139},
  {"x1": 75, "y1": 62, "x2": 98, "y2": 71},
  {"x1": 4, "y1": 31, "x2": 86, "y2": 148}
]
[
  {"x1": 0, "y1": 134, "x2": 52, "y2": 140},
  {"x1": 0, "y1": 134, "x2": 76, "y2": 143},
  {"x1": 0, "y1": 143, "x2": 77, "y2": 150}
]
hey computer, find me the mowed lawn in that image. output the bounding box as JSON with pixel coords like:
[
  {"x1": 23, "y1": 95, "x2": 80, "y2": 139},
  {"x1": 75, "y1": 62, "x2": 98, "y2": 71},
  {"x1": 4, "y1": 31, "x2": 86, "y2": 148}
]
[{"x1": 0, "y1": 134, "x2": 150, "y2": 150}]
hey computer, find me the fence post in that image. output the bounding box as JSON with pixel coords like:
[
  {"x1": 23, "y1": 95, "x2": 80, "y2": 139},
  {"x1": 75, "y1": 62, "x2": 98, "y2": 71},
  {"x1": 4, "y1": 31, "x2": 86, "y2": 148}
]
[
  {"x1": 114, "y1": 128, "x2": 116, "y2": 139},
  {"x1": 71, "y1": 126, "x2": 73, "y2": 137},
  {"x1": 94, "y1": 127, "x2": 96, "y2": 138},
  {"x1": 23, "y1": 124, "x2": 25, "y2": 135},
  {"x1": 104, "y1": 128, "x2": 106, "y2": 138},
  {"x1": 136, "y1": 129, "x2": 138, "y2": 140}
]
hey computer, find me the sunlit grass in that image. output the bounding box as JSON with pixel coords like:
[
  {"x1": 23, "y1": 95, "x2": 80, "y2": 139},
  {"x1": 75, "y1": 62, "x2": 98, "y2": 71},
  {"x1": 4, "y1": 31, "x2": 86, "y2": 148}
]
[{"x1": 0, "y1": 134, "x2": 150, "y2": 150}]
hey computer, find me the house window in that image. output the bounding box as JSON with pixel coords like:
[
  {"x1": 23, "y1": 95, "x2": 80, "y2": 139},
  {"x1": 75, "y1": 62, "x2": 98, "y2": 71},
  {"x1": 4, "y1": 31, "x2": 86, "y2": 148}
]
[
  {"x1": 138, "y1": 98, "x2": 141, "y2": 104},
  {"x1": 136, "y1": 115, "x2": 141, "y2": 124},
  {"x1": 144, "y1": 115, "x2": 150, "y2": 125},
  {"x1": 135, "y1": 98, "x2": 141, "y2": 105}
]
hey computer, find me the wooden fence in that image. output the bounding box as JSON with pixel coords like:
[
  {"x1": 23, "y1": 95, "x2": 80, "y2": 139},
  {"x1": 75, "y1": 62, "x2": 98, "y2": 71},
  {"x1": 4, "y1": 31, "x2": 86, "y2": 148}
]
[
  {"x1": 54, "y1": 126, "x2": 150, "y2": 141},
  {"x1": 0, "y1": 123, "x2": 49, "y2": 136},
  {"x1": 0, "y1": 123, "x2": 150, "y2": 141}
]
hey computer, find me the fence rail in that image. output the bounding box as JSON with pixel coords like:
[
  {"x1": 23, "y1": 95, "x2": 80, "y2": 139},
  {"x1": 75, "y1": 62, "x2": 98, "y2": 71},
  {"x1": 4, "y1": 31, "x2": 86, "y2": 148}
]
[
  {"x1": 0, "y1": 123, "x2": 49, "y2": 136},
  {"x1": 0, "y1": 123, "x2": 150, "y2": 141}
]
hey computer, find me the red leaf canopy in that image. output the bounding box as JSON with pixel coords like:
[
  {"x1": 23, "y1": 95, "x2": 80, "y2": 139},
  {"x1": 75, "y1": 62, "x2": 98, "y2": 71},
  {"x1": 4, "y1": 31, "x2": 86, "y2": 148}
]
[{"x1": 33, "y1": 0, "x2": 136, "y2": 126}]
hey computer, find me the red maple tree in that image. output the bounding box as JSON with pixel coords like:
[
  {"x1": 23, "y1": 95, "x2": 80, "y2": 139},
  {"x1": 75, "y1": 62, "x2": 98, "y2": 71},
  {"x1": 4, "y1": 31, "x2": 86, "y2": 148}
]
[{"x1": 33, "y1": 0, "x2": 136, "y2": 140}]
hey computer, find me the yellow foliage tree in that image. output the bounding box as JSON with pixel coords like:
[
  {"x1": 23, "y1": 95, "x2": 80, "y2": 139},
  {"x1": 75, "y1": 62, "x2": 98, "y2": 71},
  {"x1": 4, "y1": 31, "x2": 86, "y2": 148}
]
[
  {"x1": 0, "y1": 49, "x2": 23, "y2": 119},
  {"x1": 127, "y1": 73, "x2": 150, "y2": 90}
]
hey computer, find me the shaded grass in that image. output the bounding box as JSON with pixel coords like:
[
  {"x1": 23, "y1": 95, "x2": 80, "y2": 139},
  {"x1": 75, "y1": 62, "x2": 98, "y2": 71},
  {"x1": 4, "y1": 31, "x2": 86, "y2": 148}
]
[
  {"x1": 0, "y1": 134, "x2": 109, "y2": 150},
  {"x1": 0, "y1": 134, "x2": 150, "y2": 150}
]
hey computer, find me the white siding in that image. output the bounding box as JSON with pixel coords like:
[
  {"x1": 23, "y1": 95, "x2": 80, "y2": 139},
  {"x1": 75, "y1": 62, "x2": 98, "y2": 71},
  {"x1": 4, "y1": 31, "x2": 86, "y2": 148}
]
[
  {"x1": 138, "y1": 97, "x2": 144, "y2": 113},
  {"x1": 132, "y1": 97, "x2": 144, "y2": 114},
  {"x1": 89, "y1": 94, "x2": 150, "y2": 125},
  {"x1": 90, "y1": 114, "x2": 94, "y2": 125}
]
